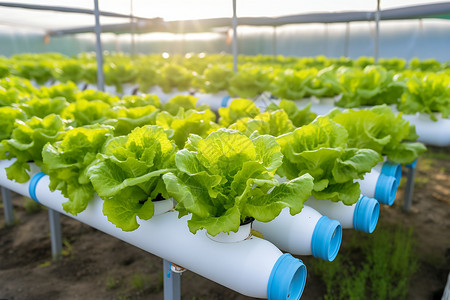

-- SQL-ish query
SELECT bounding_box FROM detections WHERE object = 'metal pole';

[48,208,63,260]
[232,0,238,73]
[93,0,105,91]
[1,187,14,226]
[130,0,136,56]
[403,165,416,212]
[324,23,328,56]
[273,26,277,57]
[163,259,181,300]
[374,0,380,62]
[344,22,350,57]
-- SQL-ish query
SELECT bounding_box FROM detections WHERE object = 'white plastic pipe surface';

[305,195,379,234]
[356,168,380,199]
[402,113,450,146]
[27,174,298,299]
[0,159,40,198]
[305,198,355,229]
[253,206,320,256]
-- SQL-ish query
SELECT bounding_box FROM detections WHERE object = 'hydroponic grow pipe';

[253,205,342,261]
[357,163,399,206]
[305,195,380,234]
[0,161,307,300]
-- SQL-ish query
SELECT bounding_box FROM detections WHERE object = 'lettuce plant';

[328,105,427,164]
[19,97,68,119]
[229,109,295,138]
[228,66,274,98]
[276,116,381,204]
[398,73,450,120]
[42,124,114,215]
[105,105,159,136]
[87,125,177,231]
[0,107,27,141]
[163,129,314,236]
[266,100,317,128]
[1,114,66,182]
[218,98,261,127]
[61,99,112,127]
[156,108,220,148]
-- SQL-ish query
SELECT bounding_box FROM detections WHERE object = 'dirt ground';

[0,146,449,300]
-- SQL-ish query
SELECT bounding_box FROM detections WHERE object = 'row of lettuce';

[0,77,426,235]
[1,53,449,121]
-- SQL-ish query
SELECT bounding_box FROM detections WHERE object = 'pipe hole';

[328,224,342,261]
[287,264,306,300]
[369,202,380,233]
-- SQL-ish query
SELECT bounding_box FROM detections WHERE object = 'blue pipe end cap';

[375,174,397,206]
[221,95,231,107]
[267,253,307,300]
[353,195,380,233]
[311,216,342,262]
[381,161,402,185]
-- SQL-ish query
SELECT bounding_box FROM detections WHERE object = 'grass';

[311,225,418,300]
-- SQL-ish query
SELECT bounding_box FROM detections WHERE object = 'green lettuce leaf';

[276,116,381,204]
[2,114,66,182]
[87,125,177,231]
[42,124,114,215]
[218,98,261,127]
[163,129,314,235]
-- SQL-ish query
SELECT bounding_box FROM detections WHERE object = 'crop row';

[0,53,449,120]
[0,75,426,233]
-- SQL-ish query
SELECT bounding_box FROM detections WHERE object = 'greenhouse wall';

[0,19,449,61]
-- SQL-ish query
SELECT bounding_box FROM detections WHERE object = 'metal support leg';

[93,0,105,91]
[403,165,416,212]
[232,0,238,73]
[48,208,63,260]
[163,259,181,300]
[1,187,14,225]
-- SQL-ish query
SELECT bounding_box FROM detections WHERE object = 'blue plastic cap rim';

[381,161,402,184]
[353,195,380,233]
[29,172,46,203]
[405,159,417,169]
[267,253,307,300]
[221,95,231,107]
[375,174,397,206]
[311,216,342,262]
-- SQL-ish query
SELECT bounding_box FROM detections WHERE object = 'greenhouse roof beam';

[46,2,450,36]
[0,1,152,20]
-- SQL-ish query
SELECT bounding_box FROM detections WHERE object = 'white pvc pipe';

[359,162,398,206]
[305,195,380,234]
[0,159,40,198]
[402,113,450,146]
[146,86,190,103]
[253,206,342,261]
[0,164,307,300]
[195,91,232,111]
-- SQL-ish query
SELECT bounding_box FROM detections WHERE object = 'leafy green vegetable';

[42,124,114,215]
[163,129,314,235]
[229,109,295,137]
[75,89,120,105]
[39,81,79,103]
[201,64,233,93]
[335,66,406,108]
[218,98,260,127]
[329,105,427,164]
[276,116,381,204]
[19,97,68,119]
[266,100,317,128]
[105,105,159,136]
[163,95,199,116]
[228,66,273,98]
[398,73,450,120]
[87,125,177,231]
[0,107,27,141]
[1,114,66,182]
[158,64,193,93]
[156,108,220,148]
[61,99,112,127]
[117,94,161,108]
